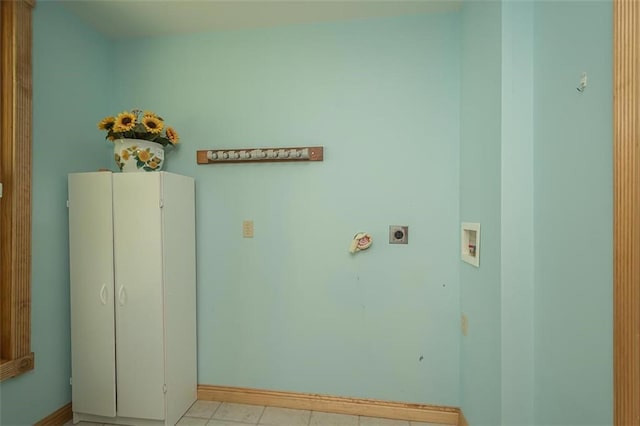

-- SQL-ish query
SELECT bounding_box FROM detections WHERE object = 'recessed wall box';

[461,222,480,267]
[389,225,408,244]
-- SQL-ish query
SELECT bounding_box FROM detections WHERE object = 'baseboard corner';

[34,402,72,426]
[457,408,469,426]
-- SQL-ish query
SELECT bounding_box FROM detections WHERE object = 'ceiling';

[59,0,462,39]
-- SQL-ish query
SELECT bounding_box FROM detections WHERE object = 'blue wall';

[108,13,462,405]
[2,8,463,425]
[459,2,612,425]
[500,2,534,425]
[533,2,613,425]
[0,2,112,425]
[459,2,502,425]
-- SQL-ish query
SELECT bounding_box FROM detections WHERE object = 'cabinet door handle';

[118,286,126,306]
[100,284,108,305]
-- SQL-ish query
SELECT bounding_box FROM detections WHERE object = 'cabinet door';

[113,173,165,420]
[68,172,117,417]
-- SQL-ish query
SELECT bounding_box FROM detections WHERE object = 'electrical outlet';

[242,220,254,238]
[389,225,408,244]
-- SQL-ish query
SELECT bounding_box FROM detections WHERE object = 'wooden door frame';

[613,1,640,425]
[0,0,35,382]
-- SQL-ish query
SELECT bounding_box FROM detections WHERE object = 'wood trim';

[198,384,459,425]
[34,402,72,426]
[196,146,324,165]
[0,352,34,379]
[613,1,640,425]
[0,0,34,382]
[458,410,468,426]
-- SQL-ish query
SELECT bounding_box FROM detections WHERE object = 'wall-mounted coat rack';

[197,146,323,164]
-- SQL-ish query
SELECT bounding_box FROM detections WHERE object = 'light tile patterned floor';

[65,401,445,426]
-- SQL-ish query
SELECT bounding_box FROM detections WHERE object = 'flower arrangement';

[97,109,180,147]
[98,109,180,172]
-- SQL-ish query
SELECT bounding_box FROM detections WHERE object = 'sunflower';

[97,116,115,131]
[147,159,160,169]
[137,149,152,162]
[113,111,136,133]
[121,150,130,161]
[98,109,180,149]
[165,127,180,144]
[142,115,164,134]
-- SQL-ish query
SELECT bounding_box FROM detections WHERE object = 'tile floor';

[64,401,446,426]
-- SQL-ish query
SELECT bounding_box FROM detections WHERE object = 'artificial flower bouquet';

[97,109,180,147]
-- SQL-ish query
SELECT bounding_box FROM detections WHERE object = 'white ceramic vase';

[113,138,165,172]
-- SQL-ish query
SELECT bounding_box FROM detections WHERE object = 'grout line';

[256,405,266,425]
[209,400,222,420]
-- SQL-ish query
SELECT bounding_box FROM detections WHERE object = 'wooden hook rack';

[197,146,323,164]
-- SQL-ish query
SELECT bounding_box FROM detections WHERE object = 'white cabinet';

[68,171,197,426]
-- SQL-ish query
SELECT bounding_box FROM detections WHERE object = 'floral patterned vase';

[114,138,164,172]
